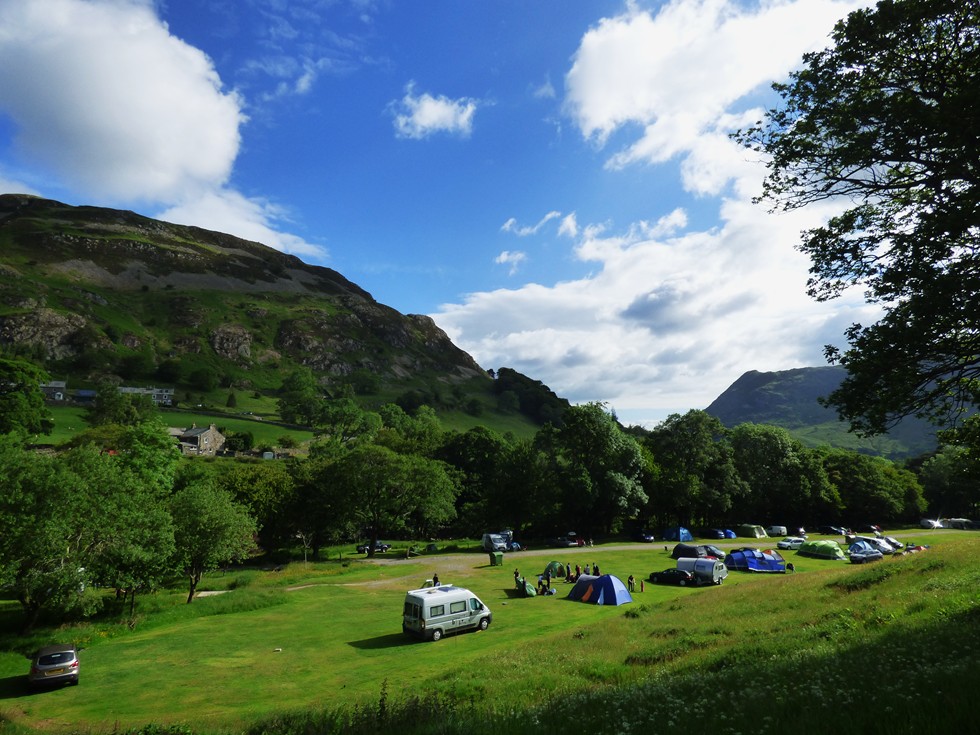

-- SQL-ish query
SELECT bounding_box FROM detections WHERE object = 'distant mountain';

[0,194,557,429]
[705,366,939,459]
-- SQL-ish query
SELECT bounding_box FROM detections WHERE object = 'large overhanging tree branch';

[735,0,980,435]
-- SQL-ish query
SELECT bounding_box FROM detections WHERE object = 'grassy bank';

[0,531,976,734]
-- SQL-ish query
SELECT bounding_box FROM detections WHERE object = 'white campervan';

[402,585,492,642]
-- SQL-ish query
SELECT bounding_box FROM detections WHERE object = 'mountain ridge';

[705,365,939,459]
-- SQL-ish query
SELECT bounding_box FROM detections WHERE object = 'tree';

[0,438,88,632]
[216,460,296,552]
[729,423,840,524]
[552,403,648,534]
[170,471,257,603]
[277,368,324,425]
[737,0,980,434]
[0,358,53,435]
[819,448,926,524]
[644,411,745,527]
[333,444,458,555]
[86,380,157,426]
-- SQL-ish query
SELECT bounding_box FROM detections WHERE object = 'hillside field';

[0,530,977,734]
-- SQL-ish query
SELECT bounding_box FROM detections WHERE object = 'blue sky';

[0,0,878,425]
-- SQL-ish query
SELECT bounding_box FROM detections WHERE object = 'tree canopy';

[0,358,53,436]
[736,0,980,434]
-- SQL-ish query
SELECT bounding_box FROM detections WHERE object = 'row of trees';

[2,353,978,633]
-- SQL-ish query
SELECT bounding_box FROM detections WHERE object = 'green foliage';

[492,367,569,424]
[737,0,980,434]
[553,402,648,534]
[170,469,258,603]
[0,357,52,435]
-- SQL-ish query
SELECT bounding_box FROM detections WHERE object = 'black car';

[700,544,726,559]
[356,541,391,553]
[701,528,726,539]
[816,525,847,536]
[633,530,655,543]
[648,568,695,586]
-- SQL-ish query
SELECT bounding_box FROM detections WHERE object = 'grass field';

[0,530,977,734]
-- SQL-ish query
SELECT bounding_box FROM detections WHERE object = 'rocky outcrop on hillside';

[0,194,487,391]
[0,308,94,360]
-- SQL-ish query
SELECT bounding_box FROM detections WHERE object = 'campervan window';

[469,598,483,611]
[450,601,466,614]
[430,605,445,617]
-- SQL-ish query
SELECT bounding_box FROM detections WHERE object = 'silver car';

[28,644,79,688]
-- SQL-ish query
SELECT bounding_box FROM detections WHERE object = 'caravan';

[402,586,492,642]
[675,558,728,585]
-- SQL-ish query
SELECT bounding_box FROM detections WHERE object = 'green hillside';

[706,366,939,459]
[0,194,561,438]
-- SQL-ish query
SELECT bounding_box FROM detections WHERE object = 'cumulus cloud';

[435,0,879,425]
[495,250,528,275]
[435,201,878,423]
[564,0,868,192]
[0,0,322,261]
[391,82,479,139]
[0,0,245,202]
[156,190,325,259]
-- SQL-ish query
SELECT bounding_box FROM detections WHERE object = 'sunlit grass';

[0,533,977,734]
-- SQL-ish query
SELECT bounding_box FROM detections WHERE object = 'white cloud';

[0,0,323,261]
[564,0,869,192]
[501,211,562,237]
[0,0,245,202]
[434,0,880,426]
[435,201,878,424]
[531,75,557,100]
[391,82,479,139]
[495,250,528,275]
[558,213,579,238]
[156,190,325,259]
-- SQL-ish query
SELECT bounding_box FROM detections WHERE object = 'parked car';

[700,544,726,559]
[633,530,655,543]
[356,541,391,554]
[920,518,943,529]
[28,644,79,688]
[855,536,895,554]
[701,528,726,539]
[816,525,847,536]
[855,523,883,535]
[777,536,806,550]
[849,545,883,564]
[648,568,695,586]
[883,536,906,552]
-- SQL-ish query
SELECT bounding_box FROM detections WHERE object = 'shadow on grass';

[347,633,417,650]
[0,674,38,700]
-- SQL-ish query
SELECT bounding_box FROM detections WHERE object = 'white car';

[920,519,942,528]
[777,536,806,550]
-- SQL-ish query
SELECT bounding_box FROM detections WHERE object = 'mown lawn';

[0,530,976,734]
